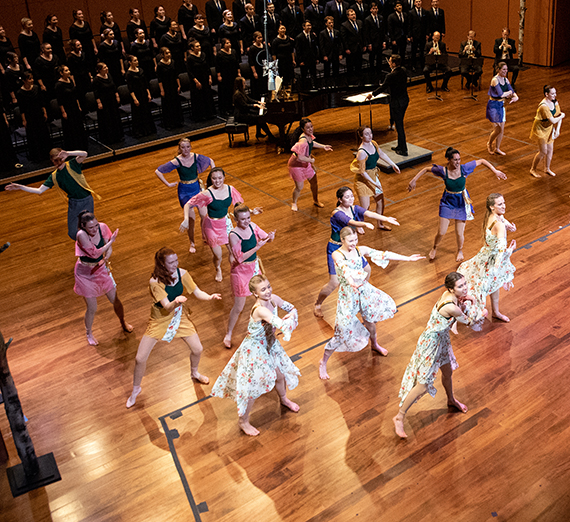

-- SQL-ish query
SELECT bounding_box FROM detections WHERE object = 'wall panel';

[440,0,471,54]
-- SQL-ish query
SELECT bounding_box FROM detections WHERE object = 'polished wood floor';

[1,64,570,522]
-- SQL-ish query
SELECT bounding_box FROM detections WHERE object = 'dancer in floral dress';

[126,247,221,408]
[318,227,424,380]
[393,272,487,439]
[458,193,516,325]
[212,275,301,436]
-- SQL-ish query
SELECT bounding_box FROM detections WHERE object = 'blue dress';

[327,205,369,275]
[431,161,476,221]
[486,79,512,123]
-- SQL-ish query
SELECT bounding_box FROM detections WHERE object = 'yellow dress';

[144,270,198,340]
[530,101,560,144]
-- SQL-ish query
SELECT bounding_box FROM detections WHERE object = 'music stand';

[425,53,447,102]
[460,56,484,101]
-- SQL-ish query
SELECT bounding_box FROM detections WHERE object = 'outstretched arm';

[377,147,400,174]
[474,158,507,180]
[363,210,400,227]
[312,141,333,151]
[5,183,50,195]
[408,167,431,191]
[192,285,222,301]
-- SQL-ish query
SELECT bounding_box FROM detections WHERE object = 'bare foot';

[215,268,223,282]
[318,359,330,380]
[448,398,468,413]
[280,397,300,412]
[223,335,232,349]
[456,250,464,263]
[530,168,542,178]
[546,169,556,177]
[189,243,196,254]
[486,142,495,155]
[291,202,298,212]
[313,200,325,208]
[429,248,437,261]
[313,303,324,318]
[238,419,260,436]
[371,342,388,356]
[393,414,408,438]
[122,323,134,333]
[495,149,506,156]
[192,372,210,385]
[126,386,141,408]
[87,333,99,346]
[492,312,510,323]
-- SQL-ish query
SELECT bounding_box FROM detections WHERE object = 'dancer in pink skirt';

[74,211,133,345]
[288,118,333,211]
[181,168,262,282]
[223,204,275,348]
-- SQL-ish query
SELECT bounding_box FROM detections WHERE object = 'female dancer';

[212,274,300,436]
[353,125,400,230]
[458,193,516,324]
[181,168,261,282]
[74,211,133,345]
[486,62,519,155]
[408,147,507,262]
[319,226,424,380]
[223,204,274,348]
[393,272,486,439]
[288,118,333,211]
[155,138,215,252]
[530,85,565,177]
[313,186,399,318]
[126,247,221,408]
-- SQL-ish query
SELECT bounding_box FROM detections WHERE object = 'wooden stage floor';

[1,64,570,521]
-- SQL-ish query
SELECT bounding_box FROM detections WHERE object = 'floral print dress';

[211,301,301,416]
[325,248,397,353]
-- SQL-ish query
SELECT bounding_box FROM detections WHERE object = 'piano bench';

[225,117,249,147]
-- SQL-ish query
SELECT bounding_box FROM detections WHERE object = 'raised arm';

[408,166,432,191]
[77,227,119,259]
[5,183,50,195]
[474,158,507,180]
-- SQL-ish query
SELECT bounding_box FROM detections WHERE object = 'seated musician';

[494,27,519,88]
[423,31,451,92]
[459,30,482,88]
[232,76,275,140]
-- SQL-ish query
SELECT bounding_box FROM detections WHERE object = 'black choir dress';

[159,32,187,74]
[17,85,52,161]
[271,36,295,83]
[92,75,124,144]
[218,23,241,58]
[247,44,268,99]
[0,37,15,68]
[125,68,156,136]
[99,22,125,51]
[187,26,215,66]
[42,27,66,64]
[55,78,88,150]
[156,59,183,129]
[186,52,214,120]
[67,52,92,105]
[126,20,148,45]
[130,41,156,83]
[0,94,18,171]
[33,55,60,104]
[69,22,97,71]
[17,31,41,68]
[150,17,172,49]
[97,40,125,86]
[3,67,24,103]
[215,49,239,115]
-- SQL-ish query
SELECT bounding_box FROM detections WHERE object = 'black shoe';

[391,146,398,151]
[442,86,450,92]
[426,86,433,93]
[394,149,408,156]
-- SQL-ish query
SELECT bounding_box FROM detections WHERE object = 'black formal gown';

[150,17,172,49]
[125,69,156,136]
[0,37,15,68]
[130,41,156,83]
[17,32,41,68]
[42,27,66,64]
[0,98,18,171]
[271,36,295,83]
[98,40,125,86]
[126,20,148,45]
[218,23,241,58]
[33,55,60,104]
[67,52,92,107]
[247,44,268,99]
[215,49,239,115]
[69,23,97,72]
[55,79,88,150]
[99,23,125,50]
[93,75,124,144]
[187,26,215,66]
[186,52,214,120]
[17,85,52,161]
[156,60,183,129]
[159,32,187,74]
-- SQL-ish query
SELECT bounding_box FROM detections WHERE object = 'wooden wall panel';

[552,0,570,65]
[471,0,510,62]
[439,0,471,54]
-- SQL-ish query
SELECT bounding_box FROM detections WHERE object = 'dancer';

[126,247,221,408]
[74,211,133,345]
[486,62,519,156]
[314,186,400,318]
[212,274,300,436]
[181,167,262,282]
[352,125,400,230]
[458,193,516,324]
[393,272,487,439]
[408,147,507,262]
[6,149,99,240]
[155,138,215,252]
[530,85,565,178]
[319,226,424,380]
[288,118,333,211]
[223,204,274,348]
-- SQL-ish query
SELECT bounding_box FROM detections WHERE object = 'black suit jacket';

[408,7,428,40]
[239,15,262,49]
[350,2,370,22]
[319,27,341,58]
[304,4,326,34]
[341,19,364,52]
[232,0,248,23]
[427,7,445,36]
[363,15,384,48]
[265,13,281,43]
[324,1,350,29]
[459,39,482,58]
[281,5,304,38]
[494,37,516,60]
[387,11,408,41]
[206,0,227,34]
[372,65,408,101]
[295,31,320,63]
[424,39,447,56]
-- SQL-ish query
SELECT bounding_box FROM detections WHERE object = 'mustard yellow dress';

[530,101,560,144]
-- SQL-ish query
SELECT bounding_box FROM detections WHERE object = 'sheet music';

[344,92,389,103]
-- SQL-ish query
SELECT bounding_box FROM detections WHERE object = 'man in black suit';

[305,0,326,35]
[319,15,342,86]
[324,0,349,29]
[265,3,281,43]
[423,31,450,92]
[459,30,482,88]
[387,1,408,64]
[367,53,409,155]
[281,0,304,38]
[494,27,519,86]
[350,0,369,22]
[295,20,320,88]
[426,0,444,38]
[206,0,227,41]
[233,0,248,24]
[408,0,427,71]
[341,8,365,81]
[364,2,385,77]
[240,3,262,51]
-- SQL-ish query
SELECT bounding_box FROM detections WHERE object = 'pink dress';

[188,186,244,247]
[73,223,116,298]
[229,223,268,297]
[288,135,316,182]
